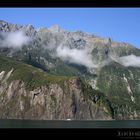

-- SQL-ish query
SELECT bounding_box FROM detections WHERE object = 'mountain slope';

[0,20,140,120]
[97,62,140,119]
[0,55,112,120]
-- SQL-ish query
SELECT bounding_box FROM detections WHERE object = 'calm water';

[0,120,140,128]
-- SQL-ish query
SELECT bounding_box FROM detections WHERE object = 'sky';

[0,8,140,48]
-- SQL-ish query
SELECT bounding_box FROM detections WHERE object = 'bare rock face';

[0,69,111,120]
[0,20,22,32]
[48,25,64,33]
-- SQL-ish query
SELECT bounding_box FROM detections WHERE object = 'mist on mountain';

[0,31,31,49]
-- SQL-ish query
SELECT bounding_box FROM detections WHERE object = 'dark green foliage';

[49,63,79,76]
[0,55,74,90]
[78,77,114,117]
[97,61,140,119]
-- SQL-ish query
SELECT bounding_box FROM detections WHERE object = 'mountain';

[0,55,112,119]
[0,20,140,120]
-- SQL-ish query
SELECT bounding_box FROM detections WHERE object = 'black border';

[1,0,140,139]
[1,128,140,139]
[0,0,140,7]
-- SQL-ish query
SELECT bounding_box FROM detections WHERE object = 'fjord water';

[0,120,140,128]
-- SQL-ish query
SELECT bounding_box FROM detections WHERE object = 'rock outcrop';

[0,60,112,120]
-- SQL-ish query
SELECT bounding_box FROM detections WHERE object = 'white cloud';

[55,45,140,71]
[0,31,31,48]
[56,45,98,69]
[117,54,140,67]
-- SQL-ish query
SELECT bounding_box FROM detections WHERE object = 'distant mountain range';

[0,20,140,120]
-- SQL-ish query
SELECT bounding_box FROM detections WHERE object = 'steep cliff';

[0,55,112,120]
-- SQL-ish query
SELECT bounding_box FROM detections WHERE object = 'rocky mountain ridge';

[0,20,140,120]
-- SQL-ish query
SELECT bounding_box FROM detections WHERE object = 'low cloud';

[2,31,139,70]
[56,45,98,69]
[117,54,140,67]
[55,45,140,71]
[0,31,31,48]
